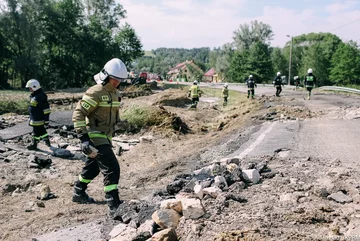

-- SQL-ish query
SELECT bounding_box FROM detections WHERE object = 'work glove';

[79,133,92,156]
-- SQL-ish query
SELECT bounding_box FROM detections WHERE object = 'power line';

[328,17,360,32]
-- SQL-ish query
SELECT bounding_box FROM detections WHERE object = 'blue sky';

[120,0,360,49]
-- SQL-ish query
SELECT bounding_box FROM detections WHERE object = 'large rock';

[160,199,183,214]
[0,141,6,153]
[139,135,154,143]
[229,182,246,192]
[180,198,205,219]
[203,186,222,198]
[194,163,224,176]
[219,157,240,166]
[151,209,181,229]
[193,184,204,199]
[242,169,261,184]
[137,219,154,235]
[109,223,137,240]
[166,180,186,195]
[214,176,228,190]
[152,228,178,241]
[51,147,74,158]
[328,191,353,204]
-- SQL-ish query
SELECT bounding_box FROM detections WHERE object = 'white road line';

[236,122,277,159]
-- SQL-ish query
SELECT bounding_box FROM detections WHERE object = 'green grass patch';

[0,100,29,115]
[121,104,165,130]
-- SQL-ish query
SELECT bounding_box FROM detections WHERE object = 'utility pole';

[287,35,293,86]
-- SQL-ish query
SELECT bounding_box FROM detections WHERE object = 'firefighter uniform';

[274,76,283,97]
[304,73,316,100]
[222,85,229,106]
[27,86,51,150]
[245,77,257,99]
[72,82,122,207]
[188,83,202,108]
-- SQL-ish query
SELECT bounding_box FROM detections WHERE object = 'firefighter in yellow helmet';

[72,58,126,215]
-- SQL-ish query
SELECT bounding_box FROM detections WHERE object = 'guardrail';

[318,86,360,95]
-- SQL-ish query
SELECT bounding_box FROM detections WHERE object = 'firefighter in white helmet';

[25,79,51,150]
[188,80,203,109]
[222,83,229,106]
[245,75,257,99]
[304,68,316,100]
[72,58,127,215]
[273,71,284,97]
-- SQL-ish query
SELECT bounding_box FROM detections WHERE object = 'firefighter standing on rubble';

[72,58,126,215]
[25,79,51,150]
[304,68,316,100]
[188,80,203,108]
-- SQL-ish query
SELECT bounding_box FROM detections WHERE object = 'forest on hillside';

[1,0,359,89]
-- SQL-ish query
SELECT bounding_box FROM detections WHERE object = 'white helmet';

[94,58,128,84]
[193,80,198,85]
[249,75,253,78]
[25,79,41,91]
[294,76,299,80]
[307,68,313,74]
[277,72,281,76]
[224,83,228,87]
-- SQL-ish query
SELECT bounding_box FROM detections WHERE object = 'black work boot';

[43,137,51,147]
[27,139,38,150]
[105,190,122,216]
[72,181,95,204]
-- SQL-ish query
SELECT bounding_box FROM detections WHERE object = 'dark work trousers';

[191,97,199,107]
[33,125,48,140]
[223,97,228,103]
[276,86,282,96]
[247,89,255,98]
[306,87,313,96]
[80,144,120,191]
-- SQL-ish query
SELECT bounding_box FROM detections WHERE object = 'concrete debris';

[180,198,205,220]
[28,154,52,169]
[214,176,228,190]
[160,199,183,214]
[226,163,238,172]
[203,186,222,198]
[151,228,178,241]
[242,169,261,184]
[139,135,154,143]
[219,157,240,166]
[229,182,246,192]
[109,223,137,240]
[193,185,204,199]
[328,191,353,204]
[51,147,74,158]
[151,209,181,229]
[38,185,56,200]
[0,141,6,153]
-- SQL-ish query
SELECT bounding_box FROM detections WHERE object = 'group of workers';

[24,56,317,217]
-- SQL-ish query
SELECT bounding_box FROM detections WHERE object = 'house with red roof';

[167,60,203,82]
[203,67,220,83]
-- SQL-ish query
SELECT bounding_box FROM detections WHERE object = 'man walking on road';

[25,79,51,150]
[72,58,126,215]
[273,72,284,97]
[245,75,257,99]
[304,68,316,100]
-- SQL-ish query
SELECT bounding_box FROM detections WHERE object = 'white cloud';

[325,0,358,13]
[118,0,360,50]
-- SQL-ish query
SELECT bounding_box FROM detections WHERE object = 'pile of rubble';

[106,157,274,241]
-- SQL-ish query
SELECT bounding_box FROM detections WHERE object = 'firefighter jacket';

[188,85,202,98]
[273,76,283,87]
[72,82,121,146]
[222,87,229,97]
[245,78,257,89]
[28,88,51,126]
[304,74,316,87]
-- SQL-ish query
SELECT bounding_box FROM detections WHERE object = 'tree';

[228,50,250,83]
[330,41,360,85]
[233,20,274,51]
[114,23,143,67]
[271,47,288,77]
[247,42,273,83]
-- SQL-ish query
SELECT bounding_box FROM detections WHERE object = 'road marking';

[236,122,277,159]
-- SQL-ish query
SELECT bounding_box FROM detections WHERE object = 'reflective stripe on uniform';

[33,136,41,140]
[98,101,121,107]
[74,121,86,128]
[43,108,51,114]
[30,98,38,107]
[79,175,92,184]
[82,95,98,107]
[104,184,118,192]
[88,132,112,141]
[30,120,45,126]
[40,133,48,139]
